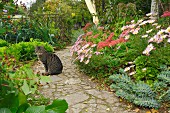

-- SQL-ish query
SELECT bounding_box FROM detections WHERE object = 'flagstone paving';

[32,46,147,113]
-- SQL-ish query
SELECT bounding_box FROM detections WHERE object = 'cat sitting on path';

[35,46,63,75]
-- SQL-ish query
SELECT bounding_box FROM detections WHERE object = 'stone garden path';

[32,46,146,113]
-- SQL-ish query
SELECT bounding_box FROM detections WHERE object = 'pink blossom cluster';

[142,26,170,55]
[148,27,170,43]
[70,34,84,56]
[120,13,170,56]
[142,43,156,56]
[161,11,170,17]
[70,34,103,64]
[97,33,127,49]
[82,23,92,31]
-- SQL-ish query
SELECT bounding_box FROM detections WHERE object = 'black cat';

[35,46,63,75]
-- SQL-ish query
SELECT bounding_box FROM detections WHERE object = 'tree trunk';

[85,0,99,25]
[151,0,159,19]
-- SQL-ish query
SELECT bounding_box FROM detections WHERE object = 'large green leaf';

[17,103,30,113]
[0,93,19,113]
[25,106,46,113]
[18,92,27,106]
[21,80,30,95]
[0,108,12,113]
[45,99,68,113]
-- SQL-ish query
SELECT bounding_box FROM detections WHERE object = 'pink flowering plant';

[71,13,170,82]
[119,13,170,83]
[71,23,129,77]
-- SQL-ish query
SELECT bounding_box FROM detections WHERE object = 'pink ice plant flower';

[143,43,155,56]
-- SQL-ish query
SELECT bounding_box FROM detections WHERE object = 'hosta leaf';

[25,106,46,113]
[46,99,68,113]
[18,92,27,106]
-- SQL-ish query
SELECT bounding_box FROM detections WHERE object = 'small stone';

[50,84,56,89]
[106,108,110,111]
[43,85,49,89]
[64,78,81,85]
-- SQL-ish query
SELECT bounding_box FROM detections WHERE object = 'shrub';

[71,14,170,84]
[4,40,53,61]
[0,39,8,47]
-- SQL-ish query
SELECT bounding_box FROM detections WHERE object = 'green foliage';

[0,94,68,113]
[134,43,170,84]
[109,67,170,109]
[0,41,68,112]
[5,40,53,61]
[0,39,8,47]
[24,99,68,113]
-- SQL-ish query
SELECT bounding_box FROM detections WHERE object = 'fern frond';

[134,97,160,109]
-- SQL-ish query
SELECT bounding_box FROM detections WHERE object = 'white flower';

[91,44,97,47]
[168,38,170,43]
[124,67,131,72]
[152,23,158,26]
[131,20,135,23]
[147,20,155,24]
[129,71,136,75]
[132,27,140,34]
[121,26,128,31]
[165,26,170,33]
[160,35,168,39]
[129,24,136,29]
[156,25,161,29]
[146,29,153,33]
[148,37,154,43]
[130,65,135,68]
[125,35,130,40]
[157,29,165,35]
[128,62,134,64]
[146,13,152,16]
[142,34,148,38]
[137,19,143,24]
[82,44,90,50]
[139,21,147,26]
[79,55,85,62]
[142,43,155,56]
[142,68,147,72]
[85,59,90,64]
